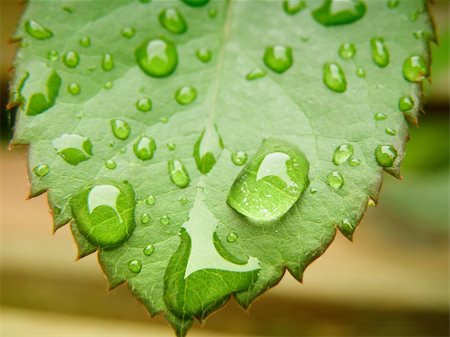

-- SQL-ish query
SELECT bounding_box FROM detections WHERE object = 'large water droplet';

[402,55,429,82]
[193,127,223,174]
[327,171,344,189]
[338,42,356,60]
[312,0,366,26]
[102,53,114,71]
[53,133,93,165]
[175,85,197,105]
[24,20,53,40]
[398,95,414,112]
[227,138,309,222]
[196,48,212,63]
[159,8,188,34]
[231,151,248,166]
[111,119,131,140]
[333,144,353,165]
[370,37,390,67]
[263,45,293,73]
[133,136,156,161]
[63,51,80,68]
[136,97,152,112]
[323,62,347,93]
[33,164,49,177]
[283,0,307,15]
[182,0,209,6]
[246,68,267,81]
[128,259,142,273]
[135,37,178,78]
[375,144,397,167]
[70,180,136,248]
[168,159,190,188]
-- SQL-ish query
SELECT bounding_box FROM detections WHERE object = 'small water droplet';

[246,68,267,81]
[160,215,170,225]
[146,195,156,205]
[310,188,317,194]
[338,42,356,60]
[111,119,131,140]
[409,9,420,22]
[283,0,307,15]
[128,259,142,273]
[48,50,59,61]
[385,128,396,136]
[136,97,152,112]
[227,138,309,222]
[375,144,397,167]
[179,196,188,204]
[105,159,117,169]
[53,133,93,165]
[370,37,390,67]
[175,85,197,105]
[25,20,53,40]
[356,66,366,78]
[121,27,136,38]
[102,53,114,71]
[349,158,361,166]
[68,83,81,95]
[79,37,91,48]
[141,213,150,224]
[168,159,190,188]
[327,171,344,189]
[135,37,178,78]
[333,144,353,165]
[160,117,169,123]
[323,62,347,93]
[402,55,428,82]
[33,164,49,177]
[143,244,155,256]
[227,232,238,243]
[231,151,248,166]
[104,81,113,89]
[63,51,80,68]
[133,136,156,161]
[374,112,387,120]
[194,127,223,174]
[387,0,399,9]
[196,48,212,63]
[62,6,73,13]
[312,0,366,26]
[367,198,376,207]
[263,45,293,73]
[182,0,209,6]
[159,8,188,34]
[398,95,414,112]
[340,219,353,236]
[208,8,217,18]
[413,30,429,40]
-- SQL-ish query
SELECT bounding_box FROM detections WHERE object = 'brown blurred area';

[0,1,448,336]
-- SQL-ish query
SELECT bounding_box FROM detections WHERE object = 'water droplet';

[168,159,190,188]
[133,136,156,161]
[135,37,178,78]
[160,117,169,123]
[79,37,91,48]
[179,196,188,204]
[48,50,59,61]
[121,27,136,38]
[24,20,53,40]
[402,55,428,82]
[62,6,74,13]
[167,142,176,151]
[375,144,397,167]
[338,42,356,60]
[227,138,309,222]
[182,0,209,6]
[159,8,188,35]
[409,9,420,22]
[323,62,347,93]
[70,180,136,248]
[196,48,212,63]
[283,0,307,15]
[327,171,344,189]
[387,0,399,9]
[367,198,376,207]
[340,219,353,236]
[143,244,155,256]
[33,164,49,177]
[349,158,361,166]
[310,188,317,194]
[413,30,430,40]
[385,128,396,136]
[246,68,267,81]
[68,83,81,95]
[374,112,387,120]
[398,95,414,112]
[208,8,217,18]
[370,37,390,67]
[160,215,170,225]
[104,81,113,89]
[63,51,80,68]
[312,0,366,26]
[111,119,131,140]
[356,66,366,78]
[231,151,248,166]
[227,232,238,243]
[102,53,114,71]
[146,195,156,205]
[141,213,150,224]
[333,144,353,165]
[105,159,117,169]
[263,45,293,73]
[193,127,223,174]
[136,97,152,112]
[53,133,93,165]
[175,85,197,105]
[128,260,142,273]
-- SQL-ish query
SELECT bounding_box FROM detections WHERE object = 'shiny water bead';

[159,8,188,34]
[263,45,293,73]
[231,151,248,166]
[310,188,318,194]
[374,112,387,121]
[338,42,356,60]
[227,138,309,222]
[121,27,136,38]
[333,144,353,165]
[312,0,366,26]
[194,127,223,174]
[168,160,190,188]
[208,8,217,18]
[32,164,49,177]
[160,117,169,123]
[246,68,267,81]
[323,62,347,93]
[375,145,397,167]
[141,213,150,224]
[402,55,429,82]
[409,9,420,22]
[227,232,238,243]
[68,83,81,95]
[370,37,389,67]
[387,0,399,9]
[327,171,344,189]
[70,180,136,248]
[133,136,156,161]
[63,51,80,68]
[182,0,209,6]
[48,50,59,61]
[160,215,170,225]
[175,85,197,105]
[143,244,155,256]
[349,158,361,166]
[136,97,152,112]
[413,30,430,40]
[105,159,117,169]
[135,37,178,78]
[128,260,142,273]
[102,53,114,71]
[167,142,176,151]
[339,219,354,237]
[196,48,212,63]
[24,20,53,39]
[52,133,93,165]
[146,195,156,205]
[111,119,131,140]
[398,95,414,112]
[283,0,307,15]
[79,37,91,48]
[385,128,396,136]
[356,66,366,78]
[104,81,113,89]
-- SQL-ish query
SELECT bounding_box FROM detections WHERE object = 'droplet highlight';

[136,97,152,112]
[231,151,248,166]
[102,53,114,71]
[128,260,142,273]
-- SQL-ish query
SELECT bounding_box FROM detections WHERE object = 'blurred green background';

[0,1,448,336]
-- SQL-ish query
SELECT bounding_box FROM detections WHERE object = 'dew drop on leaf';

[323,62,347,93]
[102,53,114,71]
[312,0,366,26]
[355,66,366,78]
[135,37,178,78]
[231,151,248,166]
[159,8,188,35]
[104,81,113,90]
[133,136,156,161]
[175,85,197,105]
[193,127,223,174]
[402,55,429,82]
[168,160,190,188]
[32,164,49,177]
[105,159,117,169]
[310,188,318,194]
[227,232,238,243]
[208,8,217,18]
[48,50,59,61]
[398,95,414,112]
[24,20,53,39]
[374,112,387,120]
[167,142,176,151]
[63,51,80,68]
[141,213,150,224]
[146,195,156,205]
[227,138,309,222]
[111,119,131,140]
[196,48,212,63]
[79,36,91,48]
[182,0,209,7]
[136,97,152,112]
[246,68,266,81]
[52,133,93,165]
[143,244,155,256]
[160,215,171,225]
[338,42,356,60]
[128,260,142,273]
[349,158,361,166]
[387,0,399,9]
[370,37,390,67]
[121,27,136,38]
[375,144,397,167]
[340,219,353,236]
[333,144,353,165]
[282,0,307,15]
[68,83,81,95]
[385,127,396,136]
[263,45,293,74]
[327,171,344,189]
[70,180,136,248]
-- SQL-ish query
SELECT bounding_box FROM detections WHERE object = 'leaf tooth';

[165,311,193,337]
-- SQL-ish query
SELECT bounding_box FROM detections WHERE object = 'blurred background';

[0,1,448,336]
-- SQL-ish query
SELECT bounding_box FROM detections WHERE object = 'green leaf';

[11,0,432,335]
